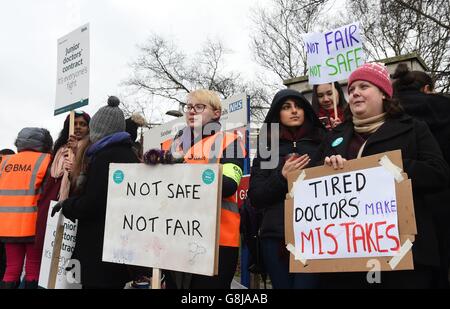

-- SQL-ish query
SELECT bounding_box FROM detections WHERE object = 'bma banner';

[55,24,90,115]
[285,150,416,273]
[38,201,81,289]
[103,164,222,276]
[304,22,365,85]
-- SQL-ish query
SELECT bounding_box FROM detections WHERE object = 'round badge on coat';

[332,137,344,148]
[202,169,215,185]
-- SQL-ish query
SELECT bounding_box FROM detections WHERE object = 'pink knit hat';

[348,62,393,98]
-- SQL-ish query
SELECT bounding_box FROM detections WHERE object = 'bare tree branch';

[392,0,450,30]
[123,33,270,121]
[250,0,328,83]
[347,0,450,92]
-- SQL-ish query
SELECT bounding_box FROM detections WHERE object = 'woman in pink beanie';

[313,62,449,288]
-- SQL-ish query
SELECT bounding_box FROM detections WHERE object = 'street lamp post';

[165,102,185,118]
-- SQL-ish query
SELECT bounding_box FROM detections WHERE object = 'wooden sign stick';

[332,82,338,120]
[152,268,161,289]
[48,110,75,289]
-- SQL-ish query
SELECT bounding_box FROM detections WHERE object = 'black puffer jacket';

[248,89,326,239]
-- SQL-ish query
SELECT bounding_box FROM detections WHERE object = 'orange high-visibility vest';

[183,131,246,247]
[0,151,51,238]
[161,139,173,152]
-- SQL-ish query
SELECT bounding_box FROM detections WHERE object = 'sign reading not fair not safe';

[103,164,221,276]
[304,22,365,85]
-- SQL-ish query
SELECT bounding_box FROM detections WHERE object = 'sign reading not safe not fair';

[103,163,221,276]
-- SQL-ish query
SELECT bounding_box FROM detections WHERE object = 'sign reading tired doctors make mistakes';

[103,164,222,276]
[293,167,400,259]
[304,22,365,85]
[55,24,89,115]
[286,150,417,273]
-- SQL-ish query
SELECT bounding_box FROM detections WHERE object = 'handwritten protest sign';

[55,24,90,115]
[286,150,416,272]
[304,22,365,85]
[293,167,400,259]
[102,164,222,276]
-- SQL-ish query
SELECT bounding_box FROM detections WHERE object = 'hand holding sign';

[282,154,310,179]
[324,155,347,170]
[329,117,342,128]
[51,202,62,217]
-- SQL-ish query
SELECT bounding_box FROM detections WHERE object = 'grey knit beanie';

[89,96,125,144]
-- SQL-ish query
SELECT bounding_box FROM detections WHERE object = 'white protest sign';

[143,93,249,151]
[55,24,90,115]
[304,22,365,85]
[38,201,81,289]
[103,164,221,276]
[293,166,400,260]
[219,93,249,128]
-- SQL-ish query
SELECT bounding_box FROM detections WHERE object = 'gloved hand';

[144,149,182,165]
[51,201,63,217]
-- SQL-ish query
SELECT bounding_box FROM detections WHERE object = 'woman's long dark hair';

[52,114,90,158]
[392,63,434,93]
[52,116,71,158]
[311,81,348,114]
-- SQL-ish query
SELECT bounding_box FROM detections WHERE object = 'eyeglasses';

[183,104,207,113]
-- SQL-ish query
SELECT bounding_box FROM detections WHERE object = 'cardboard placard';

[285,150,416,272]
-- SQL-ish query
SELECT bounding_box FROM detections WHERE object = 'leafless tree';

[348,0,450,92]
[392,0,450,31]
[251,0,328,82]
[123,33,271,122]
[250,0,449,92]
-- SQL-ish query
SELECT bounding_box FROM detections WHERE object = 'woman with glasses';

[165,89,245,289]
[33,111,90,288]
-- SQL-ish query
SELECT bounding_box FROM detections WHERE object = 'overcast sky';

[0,0,262,150]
